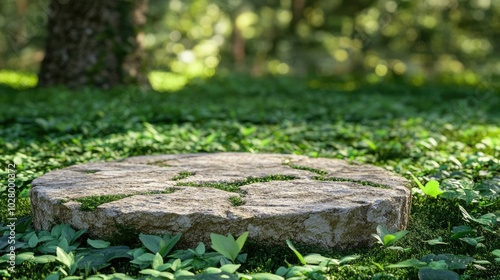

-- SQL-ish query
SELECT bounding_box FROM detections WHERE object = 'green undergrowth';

[0,75,499,279]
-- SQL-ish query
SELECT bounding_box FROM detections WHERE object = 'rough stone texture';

[31,153,411,249]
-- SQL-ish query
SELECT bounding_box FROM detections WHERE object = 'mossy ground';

[0,75,499,278]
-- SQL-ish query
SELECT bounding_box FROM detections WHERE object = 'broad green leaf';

[60,276,82,280]
[422,180,444,198]
[427,260,448,270]
[459,236,484,247]
[204,267,222,274]
[174,270,195,277]
[339,255,360,264]
[58,238,69,253]
[410,174,443,198]
[383,234,396,245]
[152,253,163,270]
[140,269,174,279]
[459,206,497,228]
[420,254,473,270]
[15,252,34,265]
[285,240,306,265]
[235,231,249,250]
[45,272,60,280]
[376,225,390,239]
[275,267,290,276]
[28,234,38,248]
[473,259,491,265]
[371,233,384,245]
[450,225,475,240]
[220,264,241,274]
[133,253,155,262]
[139,234,163,254]
[56,246,73,269]
[211,233,239,262]
[386,259,427,268]
[246,273,285,280]
[171,258,182,271]
[303,253,331,265]
[391,230,408,243]
[425,237,448,245]
[195,242,206,255]
[417,268,459,280]
[492,249,500,258]
[159,233,182,257]
[87,239,110,249]
[156,263,173,272]
[32,255,57,264]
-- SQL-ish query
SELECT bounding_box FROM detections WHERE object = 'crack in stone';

[312,176,390,189]
[171,171,196,181]
[286,163,390,189]
[286,164,328,175]
[175,174,298,194]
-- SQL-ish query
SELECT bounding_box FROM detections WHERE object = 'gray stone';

[31,153,411,249]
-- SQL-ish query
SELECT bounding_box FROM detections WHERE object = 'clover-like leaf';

[410,173,443,198]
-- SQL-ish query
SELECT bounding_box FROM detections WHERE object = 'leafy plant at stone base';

[371,225,409,251]
[129,233,182,269]
[384,204,499,280]
[169,242,226,271]
[264,240,360,280]
[139,253,194,279]
[210,232,249,264]
[385,253,491,280]
[409,173,444,199]
[44,247,86,280]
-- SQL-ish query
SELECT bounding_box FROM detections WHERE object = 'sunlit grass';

[0,69,38,89]
[0,70,191,92]
[148,71,189,91]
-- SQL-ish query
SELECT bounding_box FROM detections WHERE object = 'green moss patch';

[287,164,328,175]
[146,160,171,167]
[176,174,297,193]
[228,196,245,206]
[74,187,179,211]
[313,176,390,189]
[76,194,131,211]
[172,171,196,181]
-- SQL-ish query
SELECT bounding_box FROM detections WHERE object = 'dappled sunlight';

[147,71,189,92]
[0,70,37,89]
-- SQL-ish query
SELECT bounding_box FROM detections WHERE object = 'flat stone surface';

[31,153,411,249]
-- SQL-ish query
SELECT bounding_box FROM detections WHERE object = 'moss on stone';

[172,171,196,181]
[176,174,297,193]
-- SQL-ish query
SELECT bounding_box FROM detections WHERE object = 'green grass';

[0,75,499,279]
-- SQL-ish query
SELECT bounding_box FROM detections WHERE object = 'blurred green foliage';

[1,0,499,82]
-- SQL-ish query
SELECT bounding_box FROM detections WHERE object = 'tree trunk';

[38,0,150,89]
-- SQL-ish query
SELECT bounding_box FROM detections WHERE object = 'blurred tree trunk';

[38,0,150,89]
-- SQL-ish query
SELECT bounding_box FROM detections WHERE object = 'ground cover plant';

[0,75,499,279]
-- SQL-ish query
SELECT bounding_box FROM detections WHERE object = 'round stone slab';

[31,153,411,249]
